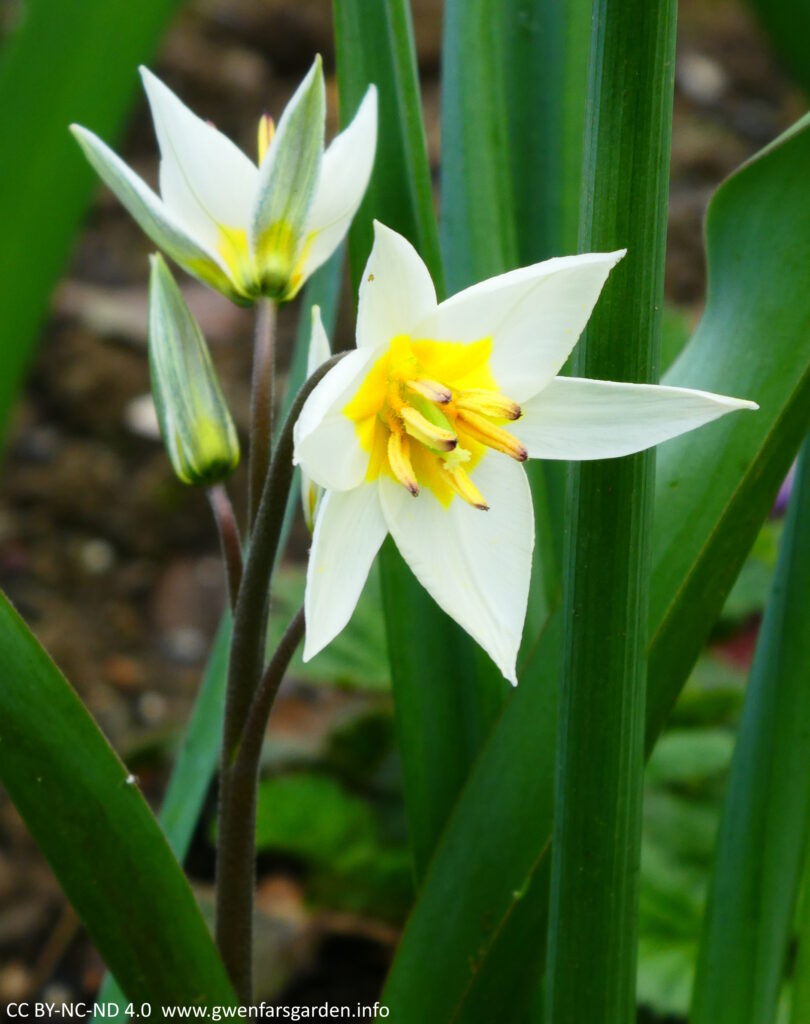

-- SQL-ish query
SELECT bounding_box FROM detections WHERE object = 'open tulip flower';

[294,223,757,684]
[71,58,377,304]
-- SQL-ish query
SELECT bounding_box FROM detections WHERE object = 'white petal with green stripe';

[70,125,244,303]
[250,55,326,299]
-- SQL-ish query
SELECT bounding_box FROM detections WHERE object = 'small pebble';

[0,961,31,1002]
[124,393,161,441]
[79,538,116,575]
[677,51,728,105]
[103,654,144,691]
[138,690,168,725]
[41,982,73,1006]
[163,625,207,665]
[12,425,61,465]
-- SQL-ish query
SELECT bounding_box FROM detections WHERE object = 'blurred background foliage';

[0,0,808,1016]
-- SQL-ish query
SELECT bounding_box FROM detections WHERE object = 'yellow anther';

[388,430,419,496]
[406,378,452,404]
[456,388,521,421]
[257,114,276,164]
[456,409,528,462]
[400,405,457,452]
[443,463,489,511]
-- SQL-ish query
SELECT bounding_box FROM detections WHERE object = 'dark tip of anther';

[516,447,528,462]
[476,503,490,512]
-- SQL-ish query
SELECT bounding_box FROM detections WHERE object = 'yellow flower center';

[344,334,526,509]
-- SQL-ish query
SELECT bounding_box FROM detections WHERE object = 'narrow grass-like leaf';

[441,0,517,292]
[691,439,810,1024]
[332,0,443,291]
[503,0,592,264]
[383,111,810,1023]
[546,4,677,1019]
[0,0,181,442]
[0,591,234,1006]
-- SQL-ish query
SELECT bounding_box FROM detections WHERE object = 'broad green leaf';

[0,0,181,443]
[692,440,810,1024]
[383,112,810,1023]
[333,0,514,880]
[0,591,234,1006]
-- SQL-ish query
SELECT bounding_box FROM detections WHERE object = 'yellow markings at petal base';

[343,333,525,509]
[215,226,258,300]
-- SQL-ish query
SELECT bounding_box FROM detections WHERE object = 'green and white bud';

[148,254,240,486]
[301,305,331,531]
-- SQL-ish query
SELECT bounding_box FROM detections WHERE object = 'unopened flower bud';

[148,254,240,486]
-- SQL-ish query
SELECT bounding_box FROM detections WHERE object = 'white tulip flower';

[294,223,757,683]
[71,58,377,304]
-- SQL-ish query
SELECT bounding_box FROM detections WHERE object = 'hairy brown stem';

[215,352,346,1002]
[247,298,276,532]
[207,484,243,610]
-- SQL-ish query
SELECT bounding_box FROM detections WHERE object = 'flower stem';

[215,353,346,1002]
[213,609,305,1005]
[248,298,277,532]
[207,484,243,611]
[235,606,306,783]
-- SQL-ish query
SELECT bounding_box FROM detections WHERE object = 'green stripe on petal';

[70,125,247,304]
[148,254,240,486]
[250,56,326,300]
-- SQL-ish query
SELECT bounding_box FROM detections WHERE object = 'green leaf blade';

[0,591,235,1007]
[691,437,810,1023]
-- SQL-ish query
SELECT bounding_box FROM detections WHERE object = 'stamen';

[400,405,457,452]
[443,463,489,511]
[456,388,521,421]
[456,409,528,461]
[257,114,276,164]
[406,378,452,404]
[388,430,419,496]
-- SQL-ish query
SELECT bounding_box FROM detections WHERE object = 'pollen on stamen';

[388,430,420,496]
[443,463,489,511]
[456,388,522,421]
[400,405,457,452]
[406,378,452,404]
[456,409,528,462]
